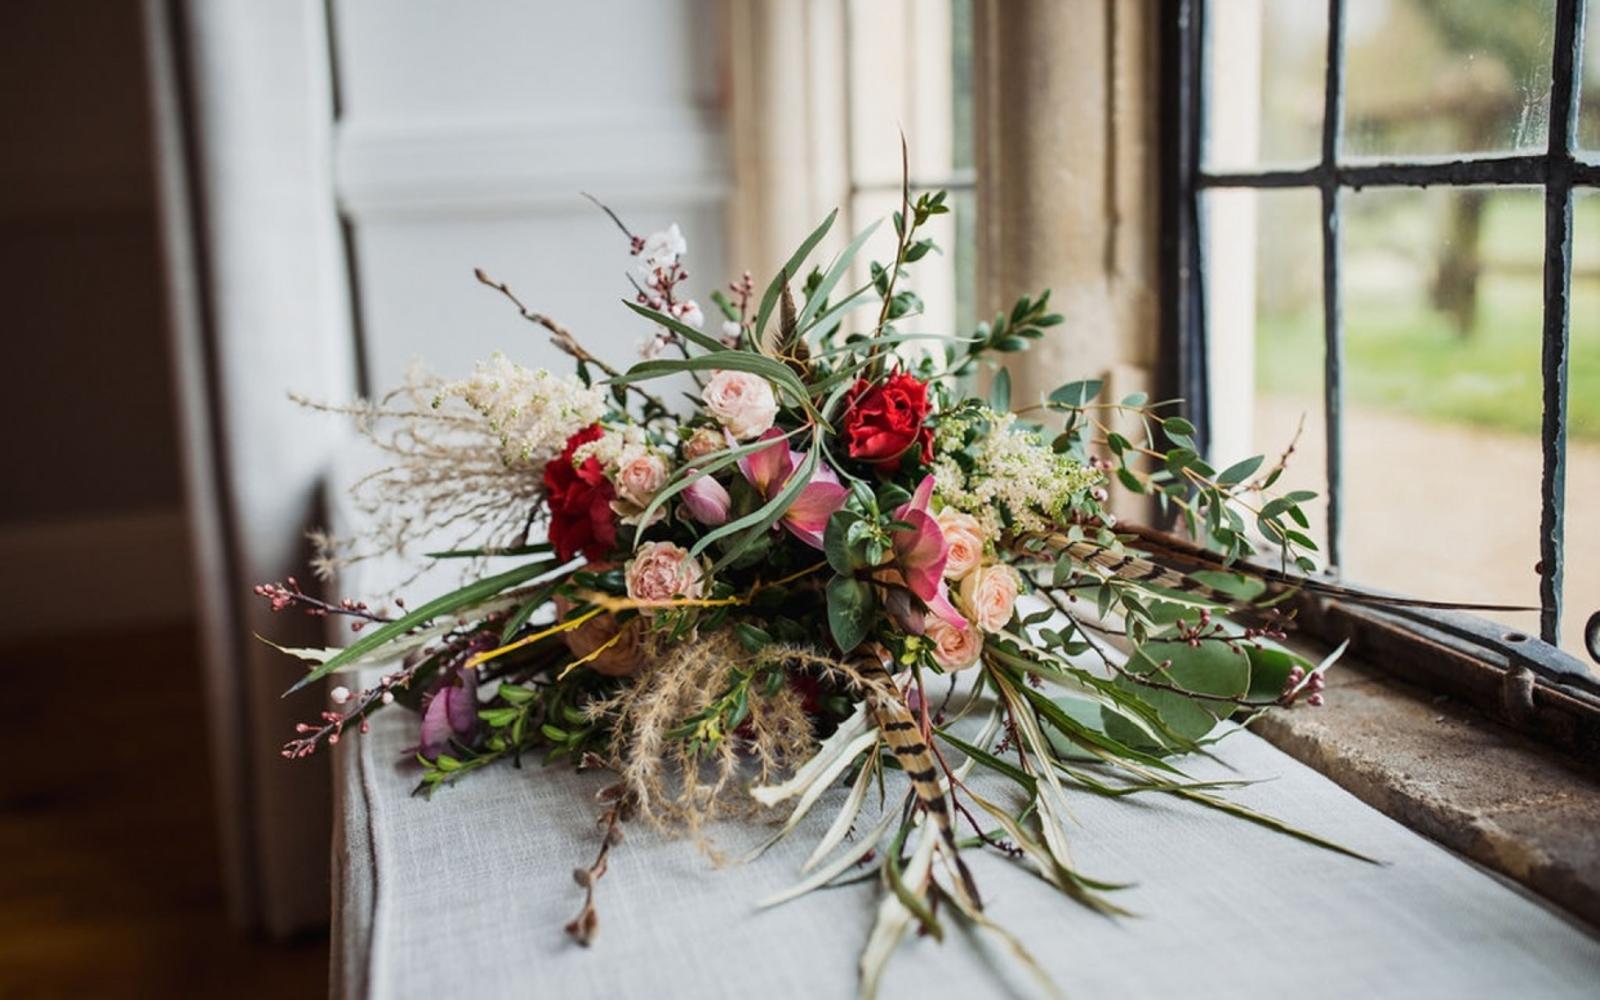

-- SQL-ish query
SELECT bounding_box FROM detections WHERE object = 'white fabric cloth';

[333,685,1600,1000]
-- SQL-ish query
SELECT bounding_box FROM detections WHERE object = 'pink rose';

[935,508,985,580]
[681,426,725,461]
[680,472,732,525]
[958,564,1020,633]
[624,540,705,613]
[616,450,669,507]
[925,615,983,671]
[702,370,778,440]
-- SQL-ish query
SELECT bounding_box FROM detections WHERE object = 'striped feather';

[1049,535,1233,603]
[854,643,982,906]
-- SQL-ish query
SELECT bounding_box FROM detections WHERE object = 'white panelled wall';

[331,0,732,389]
[155,0,741,934]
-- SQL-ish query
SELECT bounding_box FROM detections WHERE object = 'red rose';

[543,424,617,562]
[842,373,934,472]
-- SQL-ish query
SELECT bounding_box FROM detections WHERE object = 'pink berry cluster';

[1280,664,1326,708]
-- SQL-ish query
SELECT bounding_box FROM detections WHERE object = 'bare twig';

[581,191,636,242]
[474,268,670,414]
[565,783,634,947]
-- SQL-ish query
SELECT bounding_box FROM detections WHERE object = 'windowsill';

[1251,650,1600,929]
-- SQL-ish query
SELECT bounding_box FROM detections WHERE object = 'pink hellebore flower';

[737,429,848,549]
[888,476,968,632]
[419,667,478,761]
[680,471,732,526]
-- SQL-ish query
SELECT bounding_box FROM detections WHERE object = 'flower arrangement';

[261,178,1452,996]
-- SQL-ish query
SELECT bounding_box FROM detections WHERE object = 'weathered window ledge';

[1252,654,1600,928]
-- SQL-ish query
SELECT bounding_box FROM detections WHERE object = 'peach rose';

[616,450,669,508]
[681,426,725,461]
[958,563,1020,633]
[701,370,778,440]
[935,508,985,580]
[624,540,705,613]
[925,614,982,671]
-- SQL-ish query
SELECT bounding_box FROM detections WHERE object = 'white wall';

[332,0,732,389]
[150,0,739,933]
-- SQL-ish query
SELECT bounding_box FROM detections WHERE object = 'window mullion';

[1320,0,1348,573]
[1537,0,1585,646]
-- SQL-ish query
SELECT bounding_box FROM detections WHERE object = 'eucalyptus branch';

[1033,590,1283,710]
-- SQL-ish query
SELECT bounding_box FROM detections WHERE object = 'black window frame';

[1161,0,1600,754]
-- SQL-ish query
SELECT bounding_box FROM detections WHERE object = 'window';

[840,0,976,338]
[1162,1,1600,690]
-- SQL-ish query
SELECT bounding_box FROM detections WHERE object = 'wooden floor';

[0,623,327,998]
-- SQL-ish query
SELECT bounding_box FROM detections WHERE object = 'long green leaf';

[621,300,727,354]
[694,443,820,568]
[755,208,838,344]
[935,728,1036,790]
[285,558,556,694]
[499,582,559,643]
[1012,671,1186,775]
[808,329,983,361]
[425,542,552,560]
[796,219,881,332]
[610,352,820,423]
[803,283,877,342]
[632,427,804,535]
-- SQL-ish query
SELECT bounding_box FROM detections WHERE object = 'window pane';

[1583,0,1600,154]
[1203,1,1328,171]
[1344,0,1554,159]
[1341,188,1545,639]
[1567,191,1600,668]
[843,0,971,338]
[1205,188,1330,552]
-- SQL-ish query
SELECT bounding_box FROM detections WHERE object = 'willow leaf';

[755,208,838,345]
[286,558,556,693]
[424,542,553,560]
[796,219,880,332]
[610,353,820,423]
[700,444,820,570]
[802,752,879,873]
[758,806,898,909]
[633,427,804,536]
[621,300,727,354]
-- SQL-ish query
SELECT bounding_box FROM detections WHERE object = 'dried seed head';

[572,867,594,887]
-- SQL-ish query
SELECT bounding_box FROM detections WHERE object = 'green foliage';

[825,576,876,652]
[288,558,557,693]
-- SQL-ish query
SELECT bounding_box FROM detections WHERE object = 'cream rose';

[701,370,778,440]
[615,450,669,508]
[958,563,1020,633]
[680,426,725,462]
[624,541,705,612]
[925,615,982,671]
[935,508,985,580]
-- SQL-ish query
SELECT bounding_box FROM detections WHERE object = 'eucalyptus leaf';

[826,576,876,652]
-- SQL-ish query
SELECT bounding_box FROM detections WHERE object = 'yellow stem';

[464,607,603,671]
[557,631,624,680]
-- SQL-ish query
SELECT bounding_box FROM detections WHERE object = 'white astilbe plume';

[433,353,606,467]
[296,357,605,582]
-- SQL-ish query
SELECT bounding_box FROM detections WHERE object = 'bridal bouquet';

[264,182,1378,996]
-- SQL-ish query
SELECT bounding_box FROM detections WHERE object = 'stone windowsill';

[1251,653,1600,929]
